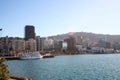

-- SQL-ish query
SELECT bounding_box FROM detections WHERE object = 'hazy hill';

[49,32,120,43]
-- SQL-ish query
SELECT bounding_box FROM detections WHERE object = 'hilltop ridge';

[49,32,120,43]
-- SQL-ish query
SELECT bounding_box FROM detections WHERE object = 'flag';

[0,29,2,31]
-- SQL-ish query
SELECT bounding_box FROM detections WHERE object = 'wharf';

[0,56,20,60]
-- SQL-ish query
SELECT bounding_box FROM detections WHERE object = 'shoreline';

[1,52,120,60]
[10,76,31,80]
[0,56,20,60]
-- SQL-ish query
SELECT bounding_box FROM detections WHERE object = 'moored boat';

[20,51,42,60]
[42,53,54,58]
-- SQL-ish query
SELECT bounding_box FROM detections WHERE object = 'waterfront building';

[0,36,12,53]
[25,39,37,51]
[112,42,120,50]
[53,40,67,51]
[36,36,41,51]
[104,48,114,53]
[54,40,63,51]
[12,39,25,52]
[0,37,4,52]
[0,36,24,55]
[74,36,83,51]
[106,42,111,48]
[53,40,60,51]
[98,38,111,48]
[58,41,63,50]
[25,25,36,40]
[40,37,46,51]
[44,38,54,51]
[62,41,67,50]
[91,47,104,53]
[76,45,82,51]
[75,36,83,45]
[64,36,76,51]
[0,37,8,54]
[90,42,99,47]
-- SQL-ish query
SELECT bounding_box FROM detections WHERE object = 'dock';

[0,56,20,60]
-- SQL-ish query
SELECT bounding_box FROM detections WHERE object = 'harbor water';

[6,54,120,80]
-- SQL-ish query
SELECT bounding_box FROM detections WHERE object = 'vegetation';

[0,58,10,80]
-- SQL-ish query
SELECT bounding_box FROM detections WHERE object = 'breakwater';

[0,56,20,60]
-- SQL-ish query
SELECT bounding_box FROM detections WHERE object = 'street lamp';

[0,28,2,38]
[0,28,2,56]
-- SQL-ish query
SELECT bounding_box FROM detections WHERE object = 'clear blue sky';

[0,0,120,37]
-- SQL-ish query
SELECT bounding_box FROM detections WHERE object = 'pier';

[0,56,20,60]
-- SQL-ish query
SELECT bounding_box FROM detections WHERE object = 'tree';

[0,58,10,80]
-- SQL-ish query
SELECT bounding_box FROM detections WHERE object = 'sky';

[0,0,120,37]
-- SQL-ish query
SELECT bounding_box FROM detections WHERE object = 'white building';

[62,41,67,49]
[12,39,25,51]
[25,39,37,51]
[45,38,54,50]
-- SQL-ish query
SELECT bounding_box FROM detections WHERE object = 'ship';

[20,51,42,60]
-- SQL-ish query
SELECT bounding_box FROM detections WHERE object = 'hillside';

[49,32,120,43]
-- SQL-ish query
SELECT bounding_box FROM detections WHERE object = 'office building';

[36,36,41,51]
[25,25,35,40]
[64,36,76,51]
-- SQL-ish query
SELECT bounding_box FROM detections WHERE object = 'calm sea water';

[6,54,120,80]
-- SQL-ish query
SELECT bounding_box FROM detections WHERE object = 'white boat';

[42,53,54,58]
[20,51,42,60]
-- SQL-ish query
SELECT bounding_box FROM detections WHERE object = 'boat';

[20,51,42,60]
[42,53,54,58]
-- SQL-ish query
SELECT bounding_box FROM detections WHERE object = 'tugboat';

[42,53,54,58]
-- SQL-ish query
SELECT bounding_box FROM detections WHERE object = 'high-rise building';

[44,38,54,50]
[75,36,83,45]
[36,36,41,51]
[25,25,35,40]
[64,36,76,51]
[40,37,46,50]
